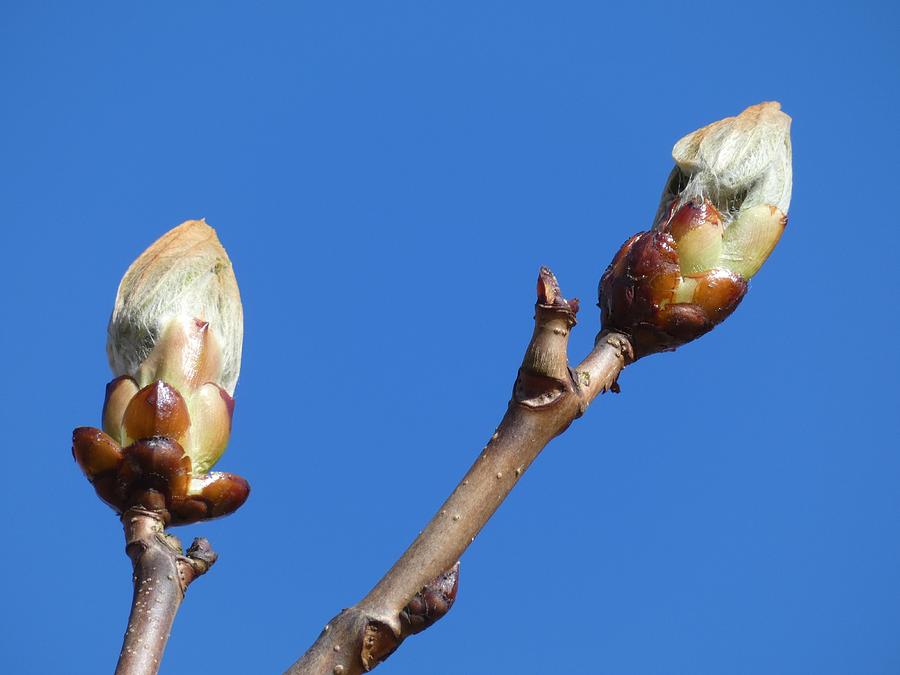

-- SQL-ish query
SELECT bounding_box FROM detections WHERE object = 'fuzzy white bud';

[671,101,792,215]
[107,220,243,395]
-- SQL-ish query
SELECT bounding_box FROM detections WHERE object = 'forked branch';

[286,268,633,674]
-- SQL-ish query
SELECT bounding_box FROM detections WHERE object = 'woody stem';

[285,269,633,675]
[114,509,216,675]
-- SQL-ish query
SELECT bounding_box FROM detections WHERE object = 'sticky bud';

[73,220,250,525]
[599,102,792,358]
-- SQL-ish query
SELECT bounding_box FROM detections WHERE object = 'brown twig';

[114,508,217,675]
[286,268,633,674]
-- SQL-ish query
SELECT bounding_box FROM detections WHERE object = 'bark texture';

[114,509,216,675]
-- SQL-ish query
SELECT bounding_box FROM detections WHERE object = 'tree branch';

[114,508,217,675]
[286,268,633,674]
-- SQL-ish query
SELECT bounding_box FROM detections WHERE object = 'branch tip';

[536,267,559,305]
[536,267,579,316]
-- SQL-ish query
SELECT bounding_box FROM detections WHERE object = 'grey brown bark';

[286,268,633,674]
[114,509,217,675]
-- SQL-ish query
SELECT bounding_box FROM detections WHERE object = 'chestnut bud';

[73,220,249,525]
[599,102,792,358]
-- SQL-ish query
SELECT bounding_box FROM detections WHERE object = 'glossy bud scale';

[599,102,792,358]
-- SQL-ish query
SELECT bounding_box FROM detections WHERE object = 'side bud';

[360,562,461,670]
[599,102,791,358]
[399,561,460,635]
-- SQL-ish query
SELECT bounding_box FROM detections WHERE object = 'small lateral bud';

[400,561,460,635]
[360,562,461,670]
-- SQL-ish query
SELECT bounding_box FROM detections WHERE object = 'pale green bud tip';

[107,220,243,395]
[657,102,792,281]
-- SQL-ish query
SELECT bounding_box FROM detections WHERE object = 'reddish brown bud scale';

[662,201,722,277]
[360,562,462,670]
[400,561,460,635]
[123,380,191,442]
[72,428,126,511]
[537,266,580,315]
[72,425,249,526]
[201,474,248,516]
[72,427,123,476]
[169,496,209,523]
[692,269,747,322]
[537,270,557,306]
[116,437,192,515]
[655,302,712,342]
[174,475,250,524]
[664,199,721,240]
[598,224,748,358]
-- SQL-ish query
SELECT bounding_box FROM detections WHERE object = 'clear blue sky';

[1,2,898,674]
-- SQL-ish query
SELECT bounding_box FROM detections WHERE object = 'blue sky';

[1,2,898,673]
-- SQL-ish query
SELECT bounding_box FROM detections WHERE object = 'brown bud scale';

[123,380,191,442]
[599,200,748,358]
[71,426,249,526]
[359,562,461,670]
[399,561,460,635]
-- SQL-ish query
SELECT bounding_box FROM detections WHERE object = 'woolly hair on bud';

[106,220,244,395]
[659,102,792,228]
